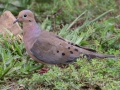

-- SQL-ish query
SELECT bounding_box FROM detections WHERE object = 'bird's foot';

[37,68,50,74]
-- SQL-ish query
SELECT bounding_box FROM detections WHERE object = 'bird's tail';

[85,53,115,59]
[79,47,116,60]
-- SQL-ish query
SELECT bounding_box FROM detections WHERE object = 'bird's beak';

[13,18,19,24]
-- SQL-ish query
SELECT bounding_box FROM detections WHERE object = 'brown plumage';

[13,10,115,65]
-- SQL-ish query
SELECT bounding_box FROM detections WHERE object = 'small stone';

[0,11,22,36]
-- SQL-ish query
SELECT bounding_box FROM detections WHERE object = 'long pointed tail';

[79,48,116,59]
[85,53,115,59]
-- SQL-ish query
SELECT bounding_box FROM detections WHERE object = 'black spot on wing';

[74,48,78,52]
[57,50,59,53]
[68,47,70,49]
[70,51,73,54]
[62,53,65,56]
[68,42,70,44]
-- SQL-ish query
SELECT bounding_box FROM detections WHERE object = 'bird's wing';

[30,30,88,64]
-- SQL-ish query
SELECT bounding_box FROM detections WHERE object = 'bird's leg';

[37,64,50,74]
[38,68,50,74]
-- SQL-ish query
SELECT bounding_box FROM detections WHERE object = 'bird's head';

[13,10,35,24]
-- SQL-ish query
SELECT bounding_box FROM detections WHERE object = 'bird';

[13,10,115,74]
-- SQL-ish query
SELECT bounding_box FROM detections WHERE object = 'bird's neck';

[23,21,41,46]
[23,21,41,38]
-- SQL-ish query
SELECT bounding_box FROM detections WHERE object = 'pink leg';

[37,68,50,74]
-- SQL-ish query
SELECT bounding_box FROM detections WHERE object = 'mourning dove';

[13,10,115,65]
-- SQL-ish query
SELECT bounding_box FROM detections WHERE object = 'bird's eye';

[23,14,27,17]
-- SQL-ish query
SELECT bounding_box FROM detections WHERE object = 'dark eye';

[23,14,27,17]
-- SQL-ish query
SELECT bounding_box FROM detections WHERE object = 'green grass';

[0,0,120,90]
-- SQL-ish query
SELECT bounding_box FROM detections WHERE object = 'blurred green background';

[0,0,120,90]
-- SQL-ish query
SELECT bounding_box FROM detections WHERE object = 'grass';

[0,0,120,90]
